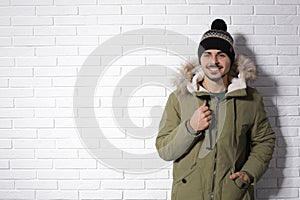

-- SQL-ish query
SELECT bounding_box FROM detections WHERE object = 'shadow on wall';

[235,34,285,200]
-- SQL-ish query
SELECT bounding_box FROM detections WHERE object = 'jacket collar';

[174,55,257,98]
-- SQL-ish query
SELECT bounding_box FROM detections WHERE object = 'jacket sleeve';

[241,92,276,184]
[155,92,200,161]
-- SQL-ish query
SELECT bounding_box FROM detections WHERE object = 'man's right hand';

[189,101,212,131]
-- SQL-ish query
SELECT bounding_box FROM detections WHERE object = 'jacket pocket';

[221,170,247,200]
[172,167,204,200]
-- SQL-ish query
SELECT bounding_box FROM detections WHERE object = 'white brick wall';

[0,0,299,199]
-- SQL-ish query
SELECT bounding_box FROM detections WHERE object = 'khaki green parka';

[156,55,276,200]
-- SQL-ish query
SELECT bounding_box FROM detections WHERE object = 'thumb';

[201,100,207,108]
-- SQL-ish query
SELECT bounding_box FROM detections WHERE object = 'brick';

[12,16,53,25]
[102,180,144,189]
[11,159,53,169]
[54,0,96,5]
[80,190,123,199]
[276,0,300,4]
[278,56,300,65]
[54,118,78,128]
[0,140,11,148]
[261,66,299,76]
[0,27,33,36]
[58,56,100,66]
[35,88,74,97]
[37,149,78,159]
[277,36,300,45]
[0,89,33,98]
[0,58,14,66]
[167,5,209,14]
[144,35,188,45]
[36,47,77,56]
[235,35,275,45]
[255,25,297,35]
[257,188,298,199]
[80,169,123,179]
[54,16,97,25]
[11,0,53,5]
[16,56,56,66]
[38,170,79,180]
[0,130,36,139]
[279,178,300,188]
[123,5,165,14]
[0,68,32,77]
[143,0,184,3]
[146,180,172,189]
[79,5,121,15]
[10,78,51,87]
[99,15,142,25]
[59,180,100,189]
[275,76,300,86]
[0,120,12,128]
[187,0,229,4]
[16,180,57,189]
[0,17,10,26]
[0,181,14,189]
[0,0,9,5]
[100,0,141,4]
[124,190,166,199]
[56,36,98,45]
[188,16,230,25]
[256,6,297,15]
[13,36,55,46]
[256,86,297,96]
[0,7,35,16]
[0,191,35,200]
[37,128,77,139]
[34,68,77,77]
[0,78,8,87]
[54,159,97,169]
[14,119,54,128]
[37,6,78,15]
[125,169,169,179]
[0,47,34,57]
[0,108,33,118]
[0,37,11,46]
[0,170,36,179]
[15,98,55,108]
[232,16,274,25]
[277,106,299,116]
[78,46,122,56]
[0,150,34,159]
[56,138,98,148]
[13,139,56,149]
[36,191,78,200]
[34,26,76,36]
[211,6,253,15]
[277,16,300,25]
[232,0,273,4]
[277,96,300,106]
[254,46,297,55]
[277,116,300,127]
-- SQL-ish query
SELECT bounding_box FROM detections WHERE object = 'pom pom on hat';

[211,19,227,31]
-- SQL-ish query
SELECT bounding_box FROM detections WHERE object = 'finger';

[200,101,206,108]
[229,172,240,180]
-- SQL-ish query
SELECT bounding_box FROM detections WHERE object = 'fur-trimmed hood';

[174,55,257,95]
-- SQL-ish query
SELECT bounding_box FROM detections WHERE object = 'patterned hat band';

[201,29,234,47]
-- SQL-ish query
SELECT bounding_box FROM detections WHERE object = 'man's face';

[200,49,231,82]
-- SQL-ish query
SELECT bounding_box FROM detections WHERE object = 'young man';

[156,19,275,200]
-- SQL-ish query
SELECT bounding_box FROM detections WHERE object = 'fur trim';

[173,55,257,95]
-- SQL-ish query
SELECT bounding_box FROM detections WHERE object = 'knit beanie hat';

[198,19,235,65]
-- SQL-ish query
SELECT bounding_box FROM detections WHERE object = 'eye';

[218,53,227,59]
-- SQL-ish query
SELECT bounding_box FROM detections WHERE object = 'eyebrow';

[203,51,225,55]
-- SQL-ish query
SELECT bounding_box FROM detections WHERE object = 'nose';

[211,55,219,64]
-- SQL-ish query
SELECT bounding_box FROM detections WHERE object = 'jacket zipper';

[210,97,220,200]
